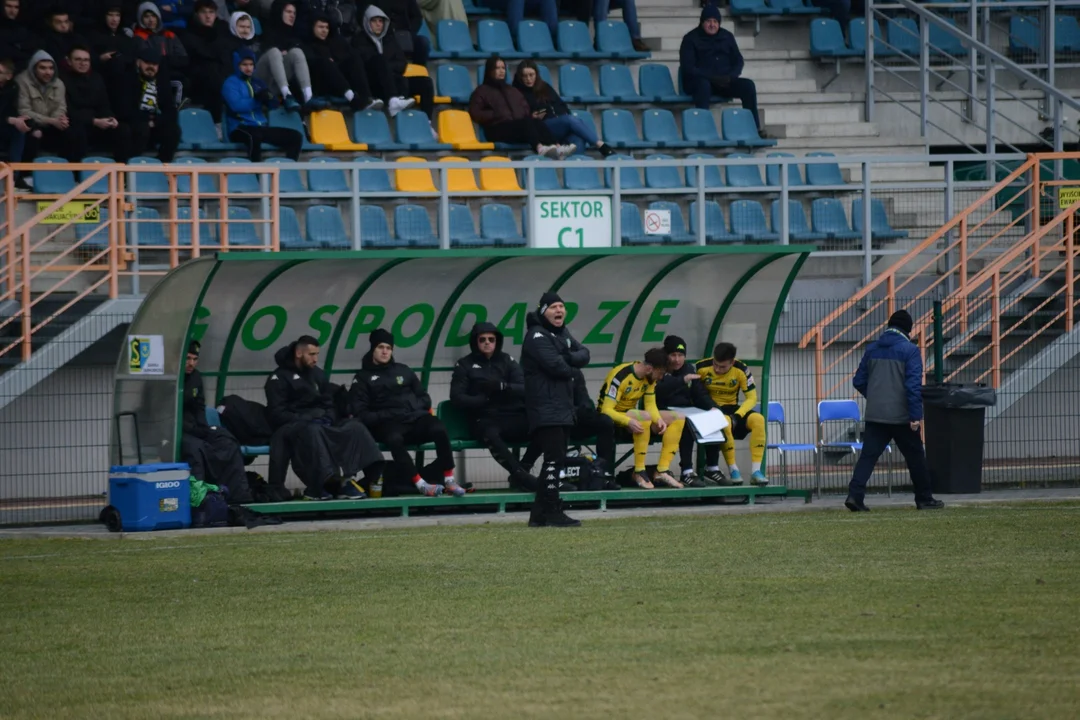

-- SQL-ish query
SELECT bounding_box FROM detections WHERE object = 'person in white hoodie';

[351,5,434,119]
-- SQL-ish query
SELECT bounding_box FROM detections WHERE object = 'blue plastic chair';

[1008,16,1039,57]
[605,154,643,189]
[179,108,241,151]
[930,18,967,58]
[306,205,350,248]
[726,153,765,188]
[850,18,894,57]
[642,109,693,148]
[886,18,920,58]
[32,157,75,194]
[224,205,261,246]
[448,203,486,246]
[810,18,858,57]
[638,64,688,103]
[765,152,805,187]
[811,198,861,240]
[277,205,307,248]
[764,401,818,484]
[596,21,648,58]
[79,157,113,194]
[481,203,525,246]
[354,157,394,193]
[518,20,565,57]
[767,0,818,14]
[176,206,212,246]
[816,399,892,496]
[730,200,778,242]
[559,64,608,102]
[219,157,261,193]
[730,0,771,15]
[263,157,306,193]
[599,64,644,102]
[308,157,350,193]
[685,153,725,189]
[74,207,108,247]
[1057,15,1080,53]
[852,198,909,240]
[436,63,474,103]
[394,204,438,247]
[268,107,322,151]
[519,155,561,190]
[557,20,603,58]
[437,19,485,58]
[805,152,845,186]
[353,110,405,150]
[722,108,774,147]
[648,201,694,244]
[129,206,165,246]
[620,202,649,244]
[690,200,739,243]
[127,157,169,195]
[771,200,826,242]
[174,157,218,194]
[359,205,394,248]
[681,108,733,147]
[601,109,648,149]
[564,155,603,190]
[396,109,453,150]
[570,109,600,144]
[644,154,686,190]
[477,19,523,57]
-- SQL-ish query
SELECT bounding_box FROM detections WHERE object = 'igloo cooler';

[107,463,191,531]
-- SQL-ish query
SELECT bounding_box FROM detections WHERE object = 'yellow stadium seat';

[480,156,522,192]
[308,110,368,151]
[438,110,494,151]
[405,63,449,105]
[395,156,438,193]
[439,156,480,192]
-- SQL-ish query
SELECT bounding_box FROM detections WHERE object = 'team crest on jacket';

[396,376,404,385]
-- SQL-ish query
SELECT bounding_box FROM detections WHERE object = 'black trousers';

[371,414,454,482]
[229,125,302,162]
[287,419,384,490]
[116,120,180,163]
[689,75,760,130]
[308,54,373,104]
[484,118,557,150]
[474,413,532,481]
[678,422,697,472]
[531,425,567,510]
[849,421,933,502]
[364,55,435,117]
[181,429,252,503]
[522,409,614,470]
[22,126,80,163]
[186,66,229,121]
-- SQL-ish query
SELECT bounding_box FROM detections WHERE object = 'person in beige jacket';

[15,50,76,163]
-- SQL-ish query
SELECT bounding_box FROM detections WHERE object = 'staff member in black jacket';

[521,292,588,527]
[655,335,717,488]
[349,329,464,497]
[265,335,384,500]
[180,341,252,502]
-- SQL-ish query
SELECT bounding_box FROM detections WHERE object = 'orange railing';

[0,162,280,363]
[799,152,1079,404]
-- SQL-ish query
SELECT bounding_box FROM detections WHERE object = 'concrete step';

[774,121,881,139]
[763,103,864,124]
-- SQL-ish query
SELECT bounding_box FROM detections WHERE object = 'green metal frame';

[703,255,786,358]
[174,259,223,457]
[549,255,605,292]
[614,254,699,363]
[323,258,412,374]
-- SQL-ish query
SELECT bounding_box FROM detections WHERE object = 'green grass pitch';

[2,503,1078,719]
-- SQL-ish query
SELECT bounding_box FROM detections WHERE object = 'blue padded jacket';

[852,328,923,423]
[221,47,271,135]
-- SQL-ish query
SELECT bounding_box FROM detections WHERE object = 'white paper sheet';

[668,407,730,444]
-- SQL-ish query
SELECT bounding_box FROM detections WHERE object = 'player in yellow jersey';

[596,348,687,488]
[694,342,769,485]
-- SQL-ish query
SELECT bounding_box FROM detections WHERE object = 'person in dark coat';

[0,58,30,171]
[520,292,588,527]
[512,59,613,158]
[180,341,253,503]
[265,335,384,500]
[258,0,320,111]
[450,321,538,491]
[679,3,762,132]
[654,334,720,488]
[90,3,137,104]
[846,311,944,512]
[352,4,433,119]
[62,44,121,160]
[303,13,378,112]
[348,329,463,497]
[357,0,428,65]
[111,45,180,161]
[0,0,37,71]
[469,54,566,159]
[39,7,90,73]
[180,0,234,120]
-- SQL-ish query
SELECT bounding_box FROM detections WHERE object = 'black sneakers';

[916,498,946,510]
[844,496,870,512]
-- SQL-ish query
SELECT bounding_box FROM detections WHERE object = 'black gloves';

[254,88,273,105]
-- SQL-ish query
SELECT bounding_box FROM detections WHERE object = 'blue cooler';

[108,463,192,531]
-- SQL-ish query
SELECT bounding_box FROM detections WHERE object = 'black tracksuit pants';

[848,421,934,503]
[371,413,454,482]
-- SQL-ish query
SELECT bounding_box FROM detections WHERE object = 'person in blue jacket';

[220,46,302,160]
[679,3,762,133]
[846,310,944,512]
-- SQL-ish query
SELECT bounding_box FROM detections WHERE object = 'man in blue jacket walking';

[846,310,944,511]
[679,4,762,133]
[221,47,302,161]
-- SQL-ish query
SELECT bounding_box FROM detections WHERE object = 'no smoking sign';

[643,208,671,235]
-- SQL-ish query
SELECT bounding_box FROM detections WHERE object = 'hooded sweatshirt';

[679,4,743,83]
[360,4,388,54]
[221,47,272,133]
[15,50,67,124]
[226,11,261,55]
[90,7,138,65]
[181,9,233,76]
[353,5,407,72]
[263,0,303,51]
[347,347,431,427]
[264,342,337,430]
[449,322,527,422]
[133,2,189,71]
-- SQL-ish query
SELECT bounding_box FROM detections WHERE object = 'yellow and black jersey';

[596,362,659,427]
[695,358,758,417]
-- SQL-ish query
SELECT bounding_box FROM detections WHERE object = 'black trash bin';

[922,384,997,494]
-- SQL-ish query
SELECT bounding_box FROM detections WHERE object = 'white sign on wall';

[127,335,165,375]
[530,196,612,248]
[644,208,671,235]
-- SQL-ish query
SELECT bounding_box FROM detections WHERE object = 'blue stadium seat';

[306,205,350,248]
[726,153,765,188]
[32,157,75,194]
[263,157,306,193]
[127,157,169,195]
[771,200,826,242]
[396,109,453,150]
[462,0,489,14]
[638,64,689,103]
[767,0,818,15]
[570,109,600,145]
[308,157,349,193]
[805,152,846,186]
[224,206,262,246]
[268,108,323,150]
[355,156,394,193]
[559,64,608,103]
[722,108,775,147]
[1009,16,1039,57]
[1057,15,1080,53]
[219,157,261,193]
[681,108,733,147]
[519,155,562,190]
[605,154,643,189]
[730,200,778,242]
[518,20,566,57]
[596,21,648,58]
[811,198,861,240]
[448,203,487,246]
[730,0,771,15]
[277,205,308,248]
[852,198,909,240]
[930,18,967,58]
[129,206,165,246]
[644,154,687,190]
[850,18,894,57]
[178,108,241,151]
[74,208,108,247]
[765,152,806,187]
[886,18,920,58]
[477,20,523,57]
[79,157,113,193]
[684,153,725,189]
[564,155,603,190]
[557,20,603,58]
[690,200,739,243]
[648,201,695,244]
[395,204,438,247]
[599,64,644,102]
[176,206,212,246]
[437,20,485,58]
[359,205,394,248]
[601,109,648,149]
[437,63,474,103]
[353,110,406,150]
[174,157,219,194]
[620,202,649,244]
[481,203,526,246]
[810,18,858,57]
[642,109,693,148]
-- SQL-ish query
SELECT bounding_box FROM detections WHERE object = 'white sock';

[729,464,740,475]
[280,86,291,97]
[706,465,720,472]
[752,461,762,474]
[682,468,693,476]
[344,89,355,101]
[302,87,313,102]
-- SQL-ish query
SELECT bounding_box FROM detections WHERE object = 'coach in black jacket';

[655,334,717,487]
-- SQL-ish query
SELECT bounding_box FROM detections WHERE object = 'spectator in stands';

[132,2,189,106]
[417,0,465,29]
[0,0,36,71]
[182,0,234,120]
[303,14,380,111]
[227,10,259,52]
[16,51,75,162]
[486,0,557,40]
[846,310,944,512]
[521,291,586,527]
[259,0,322,111]
[694,342,768,486]
[357,0,429,66]
[91,4,137,101]
[811,0,850,41]
[597,348,686,489]
[266,335,385,501]
[40,8,89,74]
[591,0,648,53]
[354,5,434,120]
[469,55,569,159]
[512,59,614,158]
[680,4,762,134]
[0,58,31,174]
[222,47,302,159]
[450,321,538,492]
[304,0,362,38]
[181,341,253,503]
[63,45,121,160]
[348,329,464,497]
[112,46,180,162]
[655,335,718,488]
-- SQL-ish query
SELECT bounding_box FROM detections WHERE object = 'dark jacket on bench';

[521,310,590,431]
[656,361,715,411]
[182,368,212,439]
[264,342,338,429]
[450,321,526,423]
[348,351,431,427]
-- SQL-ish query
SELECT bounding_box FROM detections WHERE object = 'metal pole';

[932,299,945,384]
[986,59,996,156]
[920,17,929,137]
[351,167,361,250]
[612,159,622,247]
[696,163,706,246]
[439,166,450,250]
[966,0,976,122]
[865,0,875,123]
[779,158,789,245]
[944,159,955,294]
[1047,0,1057,114]
[862,160,872,285]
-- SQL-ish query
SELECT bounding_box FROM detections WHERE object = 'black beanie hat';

[538,291,564,316]
[369,328,394,349]
[663,335,687,354]
[187,340,201,357]
[887,310,913,336]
